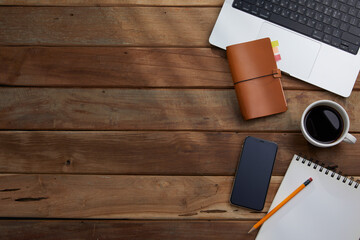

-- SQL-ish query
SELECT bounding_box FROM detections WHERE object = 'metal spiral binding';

[295,154,359,189]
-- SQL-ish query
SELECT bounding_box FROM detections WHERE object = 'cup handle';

[343,133,357,144]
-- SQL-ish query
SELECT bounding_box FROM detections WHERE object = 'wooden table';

[0,1,359,239]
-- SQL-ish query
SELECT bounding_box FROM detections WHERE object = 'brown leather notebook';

[227,38,287,120]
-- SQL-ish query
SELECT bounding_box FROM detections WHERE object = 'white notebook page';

[256,154,360,240]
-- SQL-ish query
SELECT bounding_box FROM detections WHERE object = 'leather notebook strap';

[233,69,281,85]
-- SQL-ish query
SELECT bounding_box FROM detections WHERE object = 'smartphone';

[230,136,278,211]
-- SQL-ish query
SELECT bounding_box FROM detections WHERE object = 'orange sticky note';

[273,46,279,54]
[274,54,281,62]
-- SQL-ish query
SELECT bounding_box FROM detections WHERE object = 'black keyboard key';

[314,12,324,21]
[340,42,349,51]
[357,1,360,9]
[341,14,351,22]
[255,0,265,7]
[241,3,251,12]
[324,7,333,16]
[270,14,314,36]
[299,16,308,24]
[313,30,324,40]
[323,15,332,24]
[281,9,291,17]
[341,31,360,45]
[340,4,350,12]
[306,1,316,8]
[273,6,283,14]
[273,6,282,14]
[316,22,324,31]
[324,34,332,43]
[306,9,315,18]
[332,37,341,47]
[333,29,342,37]
[350,17,358,25]
[307,19,316,27]
[251,6,260,15]
[233,1,242,9]
[349,25,360,36]
[231,0,359,54]
[332,1,340,8]
[280,0,290,7]
[340,22,350,31]
[297,6,306,14]
[323,0,331,6]
[349,8,358,16]
[290,12,299,21]
[332,10,342,19]
[259,9,271,19]
[331,19,340,27]
[324,26,333,34]
[356,1,360,8]
[348,44,359,54]
[348,0,356,6]
[289,2,298,11]
[264,2,273,10]
[315,3,325,12]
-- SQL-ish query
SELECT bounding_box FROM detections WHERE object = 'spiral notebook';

[256,154,360,240]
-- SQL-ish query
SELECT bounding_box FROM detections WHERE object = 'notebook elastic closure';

[233,69,282,85]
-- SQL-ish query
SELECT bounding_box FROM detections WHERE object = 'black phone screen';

[230,136,278,211]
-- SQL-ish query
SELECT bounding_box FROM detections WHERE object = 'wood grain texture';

[0,174,281,219]
[0,7,218,46]
[0,0,224,6]
[0,174,358,219]
[0,2,359,234]
[1,47,359,89]
[0,220,256,240]
[0,88,359,131]
[1,131,360,176]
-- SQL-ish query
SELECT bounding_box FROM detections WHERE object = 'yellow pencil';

[248,177,313,234]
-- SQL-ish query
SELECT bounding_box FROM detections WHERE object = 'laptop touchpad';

[257,22,320,80]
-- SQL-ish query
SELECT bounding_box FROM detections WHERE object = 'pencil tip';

[248,227,255,234]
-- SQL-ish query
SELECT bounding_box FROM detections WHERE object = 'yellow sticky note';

[273,46,279,54]
[271,40,279,47]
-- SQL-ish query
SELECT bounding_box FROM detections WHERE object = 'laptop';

[209,0,360,97]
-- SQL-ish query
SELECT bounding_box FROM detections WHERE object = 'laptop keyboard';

[232,0,360,55]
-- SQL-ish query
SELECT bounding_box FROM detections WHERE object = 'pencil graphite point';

[248,227,255,234]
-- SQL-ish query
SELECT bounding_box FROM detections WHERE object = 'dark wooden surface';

[0,220,255,240]
[0,1,359,239]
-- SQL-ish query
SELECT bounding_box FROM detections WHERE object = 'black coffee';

[304,105,344,143]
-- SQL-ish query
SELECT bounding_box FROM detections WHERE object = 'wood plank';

[0,7,218,47]
[0,0,224,6]
[1,131,360,176]
[0,174,358,219]
[0,174,279,219]
[2,47,359,89]
[0,220,256,240]
[0,88,359,131]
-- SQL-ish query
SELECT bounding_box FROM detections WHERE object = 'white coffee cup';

[300,100,356,148]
